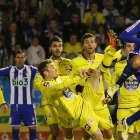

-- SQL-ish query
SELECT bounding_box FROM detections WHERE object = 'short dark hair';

[14,50,25,58]
[38,60,52,78]
[31,35,39,40]
[49,36,62,47]
[81,33,96,45]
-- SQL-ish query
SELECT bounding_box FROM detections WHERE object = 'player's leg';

[94,108,114,140]
[42,105,60,139]
[28,126,38,140]
[9,105,22,140]
[118,131,123,140]
[21,104,38,140]
[81,128,91,140]
[58,110,74,140]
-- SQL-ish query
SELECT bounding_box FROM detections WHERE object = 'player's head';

[49,36,63,59]
[81,33,97,54]
[14,50,25,68]
[38,59,58,79]
[123,42,135,56]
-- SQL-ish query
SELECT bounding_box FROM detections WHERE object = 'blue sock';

[116,62,137,87]
[30,129,38,140]
[12,129,20,140]
[127,110,140,126]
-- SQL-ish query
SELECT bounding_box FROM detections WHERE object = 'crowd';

[0,0,140,68]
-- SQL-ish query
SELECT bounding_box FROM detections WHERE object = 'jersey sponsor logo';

[12,77,28,86]
[88,118,94,125]
[63,88,74,99]
[85,124,91,131]
[124,77,139,91]
[48,113,52,119]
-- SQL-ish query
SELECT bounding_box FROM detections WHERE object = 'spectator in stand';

[54,0,77,23]
[113,15,126,36]
[64,33,82,59]
[43,18,62,56]
[95,24,107,44]
[0,37,8,68]
[16,0,35,16]
[63,13,87,42]
[75,0,90,23]
[41,8,63,31]
[22,15,43,48]
[4,21,25,57]
[17,8,29,32]
[125,4,140,27]
[26,35,45,68]
[83,2,105,35]
[102,0,120,29]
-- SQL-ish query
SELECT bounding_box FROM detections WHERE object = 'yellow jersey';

[33,74,84,121]
[0,88,5,105]
[64,42,83,57]
[71,53,112,110]
[49,57,71,76]
[113,59,140,108]
[34,57,72,106]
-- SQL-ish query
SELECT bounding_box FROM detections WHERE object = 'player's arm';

[119,20,140,43]
[0,67,10,77]
[33,71,44,91]
[43,70,85,97]
[0,88,8,114]
[103,69,112,87]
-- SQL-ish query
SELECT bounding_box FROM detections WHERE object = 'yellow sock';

[105,136,114,140]
[99,45,116,72]
[82,137,92,140]
[65,136,74,140]
[48,134,53,140]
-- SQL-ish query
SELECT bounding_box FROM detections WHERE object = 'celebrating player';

[0,50,38,140]
[34,36,74,140]
[70,33,114,140]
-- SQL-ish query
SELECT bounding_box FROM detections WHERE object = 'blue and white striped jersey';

[0,65,37,104]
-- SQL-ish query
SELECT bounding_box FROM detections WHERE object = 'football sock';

[12,129,20,140]
[29,129,38,140]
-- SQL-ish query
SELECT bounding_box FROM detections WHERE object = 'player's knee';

[131,55,140,69]
[102,129,112,139]
[90,67,101,78]
[29,126,36,130]
[12,126,20,130]
[50,129,60,137]
[82,131,90,139]
[65,133,73,139]
[118,131,123,140]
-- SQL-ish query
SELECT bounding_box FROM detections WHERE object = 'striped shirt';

[0,65,37,104]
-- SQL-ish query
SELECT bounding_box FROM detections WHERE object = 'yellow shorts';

[79,101,100,135]
[82,79,103,110]
[117,107,140,133]
[79,79,100,135]
[94,107,113,131]
[42,105,73,128]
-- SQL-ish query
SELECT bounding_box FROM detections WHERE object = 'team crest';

[26,71,28,76]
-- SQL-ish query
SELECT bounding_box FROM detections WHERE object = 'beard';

[52,51,62,59]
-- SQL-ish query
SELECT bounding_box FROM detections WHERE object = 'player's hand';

[102,98,111,106]
[2,104,8,114]
[86,68,94,76]
[78,69,86,78]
